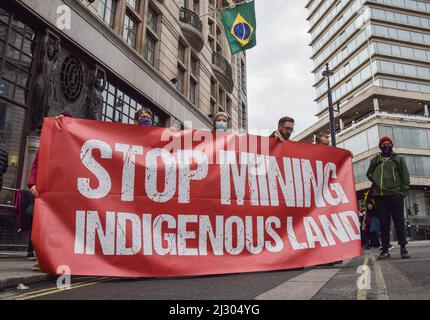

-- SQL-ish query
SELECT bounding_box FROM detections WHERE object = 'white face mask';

[215,121,228,131]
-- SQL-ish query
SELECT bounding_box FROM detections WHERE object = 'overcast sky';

[247,0,317,136]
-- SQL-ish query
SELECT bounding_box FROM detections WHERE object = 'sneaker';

[401,248,410,259]
[378,251,391,259]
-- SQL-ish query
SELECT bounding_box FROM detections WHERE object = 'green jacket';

[366,153,410,197]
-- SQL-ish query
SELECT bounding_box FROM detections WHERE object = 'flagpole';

[199,0,250,18]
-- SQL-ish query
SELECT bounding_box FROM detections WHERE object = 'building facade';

[0,0,249,247]
[296,0,430,240]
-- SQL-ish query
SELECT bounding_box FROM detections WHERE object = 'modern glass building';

[0,0,249,248]
[296,0,430,240]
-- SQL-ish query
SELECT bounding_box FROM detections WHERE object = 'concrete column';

[373,97,380,112]
[339,118,344,130]
[424,104,429,117]
[113,0,127,35]
[135,0,147,54]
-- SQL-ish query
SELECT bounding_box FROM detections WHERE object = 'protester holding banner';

[134,107,153,126]
[212,111,230,132]
[270,117,295,142]
[315,132,330,146]
[30,117,361,277]
[28,113,72,271]
[366,136,410,259]
[0,142,8,192]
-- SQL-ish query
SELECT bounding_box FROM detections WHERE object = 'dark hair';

[316,132,329,139]
[134,108,153,121]
[278,116,295,127]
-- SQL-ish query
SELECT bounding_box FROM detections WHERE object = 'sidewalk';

[0,252,52,291]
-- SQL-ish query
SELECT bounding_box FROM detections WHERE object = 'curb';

[0,274,53,291]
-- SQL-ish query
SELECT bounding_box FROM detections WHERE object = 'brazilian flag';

[220,0,256,55]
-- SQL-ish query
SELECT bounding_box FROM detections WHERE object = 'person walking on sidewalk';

[366,136,410,259]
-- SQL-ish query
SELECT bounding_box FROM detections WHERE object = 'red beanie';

[379,136,393,147]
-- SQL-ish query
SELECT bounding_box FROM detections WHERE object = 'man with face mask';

[366,136,410,259]
[134,108,153,126]
[212,112,230,132]
[270,117,295,142]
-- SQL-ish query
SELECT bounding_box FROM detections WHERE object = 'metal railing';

[179,8,203,33]
[212,52,232,80]
[0,187,19,209]
[336,111,430,138]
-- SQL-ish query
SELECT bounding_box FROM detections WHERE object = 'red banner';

[33,118,361,277]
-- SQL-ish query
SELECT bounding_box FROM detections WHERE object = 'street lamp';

[322,63,337,147]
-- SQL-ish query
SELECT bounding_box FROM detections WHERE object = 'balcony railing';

[179,8,202,33]
[336,111,430,138]
[212,52,232,81]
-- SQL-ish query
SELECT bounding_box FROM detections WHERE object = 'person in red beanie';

[366,136,410,259]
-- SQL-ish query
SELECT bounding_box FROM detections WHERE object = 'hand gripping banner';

[33,118,361,277]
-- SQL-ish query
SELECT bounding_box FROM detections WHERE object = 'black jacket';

[0,143,8,191]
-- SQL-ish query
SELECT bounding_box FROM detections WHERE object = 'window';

[189,55,199,106]
[240,59,246,93]
[123,14,137,48]
[240,103,247,130]
[127,0,139,11]
[145,6,159,67]
[98,0,115,27]
[0,8,35,205]
[147,6,157,32]
[101,80,167,126]
[403,156,430,177]
[401,46,414,59]
[190,78,197,105]
[191,0,200,14]
[176,41,197,99]
[208,20,214,37]
[190,55,198,77]
[144,35,156,66]
[177,66,185,93]
[353,158,371,182]
[218,87,225,110]
[178,42,186,65]
[0,10,34,106]
[210,77,217,98]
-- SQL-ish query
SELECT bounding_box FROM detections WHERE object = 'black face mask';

[381,145,393,156]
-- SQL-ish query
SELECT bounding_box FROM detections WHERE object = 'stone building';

[296,0,430,240]
[0,0,249,247]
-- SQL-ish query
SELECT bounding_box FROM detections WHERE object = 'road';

[1,241,429,300]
